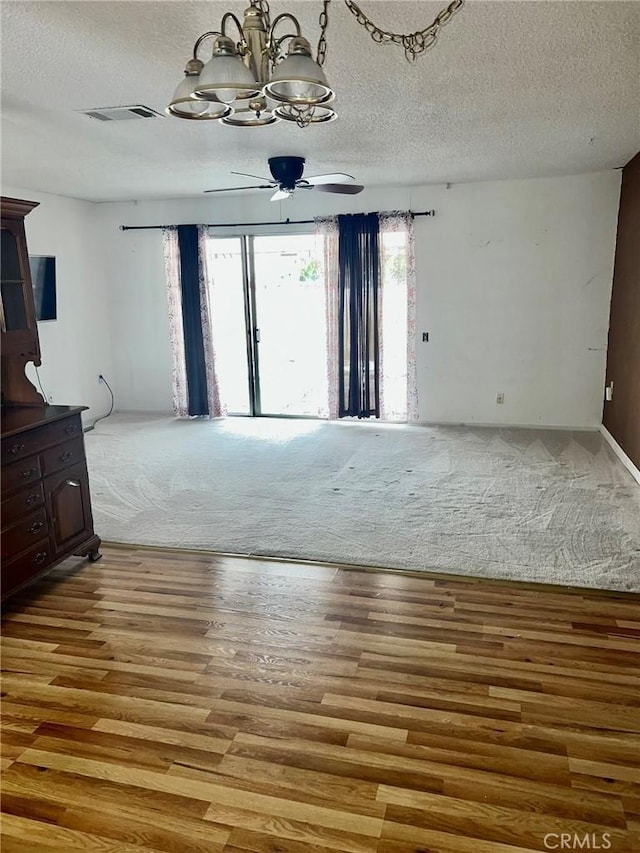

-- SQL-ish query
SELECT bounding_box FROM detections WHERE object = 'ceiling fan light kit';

[167,0,464,129]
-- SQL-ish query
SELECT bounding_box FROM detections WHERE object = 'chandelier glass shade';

[194,36,261,104]
[263,38,332,105]
[166,59,233,120]
[166,2,336,128]
[221,98,279,127]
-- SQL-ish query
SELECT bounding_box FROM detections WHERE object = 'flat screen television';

[29,255,57,321]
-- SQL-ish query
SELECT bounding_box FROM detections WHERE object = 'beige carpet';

[85,413,640,592]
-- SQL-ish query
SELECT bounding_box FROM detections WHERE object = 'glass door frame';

[209,226,322,420]
[240,234,259,417]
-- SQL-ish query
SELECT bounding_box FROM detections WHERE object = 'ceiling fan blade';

[203,184,274,194]
[271,189,292,202]
[303,173,355,186]
[231,170,273,183]
[313,183,365,195]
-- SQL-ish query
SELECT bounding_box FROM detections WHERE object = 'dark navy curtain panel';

[177,225,209,416]
[337,212,381,418]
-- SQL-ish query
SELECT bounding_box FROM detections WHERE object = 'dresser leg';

[75,535,102,562]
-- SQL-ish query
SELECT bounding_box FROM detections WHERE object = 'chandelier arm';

[221,12,248,49]
[271,32,301,57]
[266,13,302,64]
[269,12,302,36]
[268,12,302,41]
[192,30,222,60]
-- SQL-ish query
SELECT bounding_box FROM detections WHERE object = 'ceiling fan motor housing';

[268,156,305,189]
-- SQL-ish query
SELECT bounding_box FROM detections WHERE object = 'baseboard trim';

[414,420,600,432]
[600,425,640,485]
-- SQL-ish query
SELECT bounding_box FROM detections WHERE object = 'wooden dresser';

[1,406,101,600]
[1,195,101,601]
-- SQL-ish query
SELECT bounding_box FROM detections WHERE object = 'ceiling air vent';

[79,105,163,121]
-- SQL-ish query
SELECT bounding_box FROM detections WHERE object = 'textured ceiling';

[1,0,639,202]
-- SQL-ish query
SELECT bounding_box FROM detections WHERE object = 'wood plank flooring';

[1,544,640,852]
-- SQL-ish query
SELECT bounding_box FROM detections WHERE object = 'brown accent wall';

[603,152,640,467]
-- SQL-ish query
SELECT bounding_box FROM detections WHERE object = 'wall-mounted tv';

[29,256,57,321]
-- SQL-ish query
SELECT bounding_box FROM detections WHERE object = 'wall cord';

[34,365,49,403]
[85,375,115,432]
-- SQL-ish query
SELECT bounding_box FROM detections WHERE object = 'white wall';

[2,186,114,426]
[96,170,621,429]
[422,172,621,427]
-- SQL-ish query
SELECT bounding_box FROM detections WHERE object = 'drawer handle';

[65,424,79,434]
[66,480,80,488]
[25,493,40,505]
[9,443,25,455]
[28,521,45,535]
[33,551,48,565]
[60,451,74,462]
[21,467,38,479]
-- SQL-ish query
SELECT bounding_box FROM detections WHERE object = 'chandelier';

[167,0,333,128]
[167,0,464,129]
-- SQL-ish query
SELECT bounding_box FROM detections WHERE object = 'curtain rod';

[119,210,435,231]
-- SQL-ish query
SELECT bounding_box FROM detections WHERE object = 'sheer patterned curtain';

[379,212,418,421]
[316,211,418,422]
[197,226,224,418]
[162,225,224,418]
[316,218,339,419]
[162,227,189,418]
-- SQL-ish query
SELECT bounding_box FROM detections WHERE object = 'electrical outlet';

[422,332,429,342]
[496,393,504,404]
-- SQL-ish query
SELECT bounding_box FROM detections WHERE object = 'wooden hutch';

[1,196,100,601]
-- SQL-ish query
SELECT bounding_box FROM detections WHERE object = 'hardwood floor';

[1,545,639,852]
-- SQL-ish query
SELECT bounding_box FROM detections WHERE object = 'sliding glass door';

[252,235,327,416]
[206,233,327,417]
[206,237,252,415]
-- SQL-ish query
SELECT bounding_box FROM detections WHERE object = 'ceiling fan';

[204,156,364,201]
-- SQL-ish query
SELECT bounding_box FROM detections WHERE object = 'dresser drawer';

[1,482,45,528]
[1,414,83,465]
[2,454,42,494]
[46,414,83,446]
[1,538,52,600]
[41,438,85,476]
[1,508,48,561]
